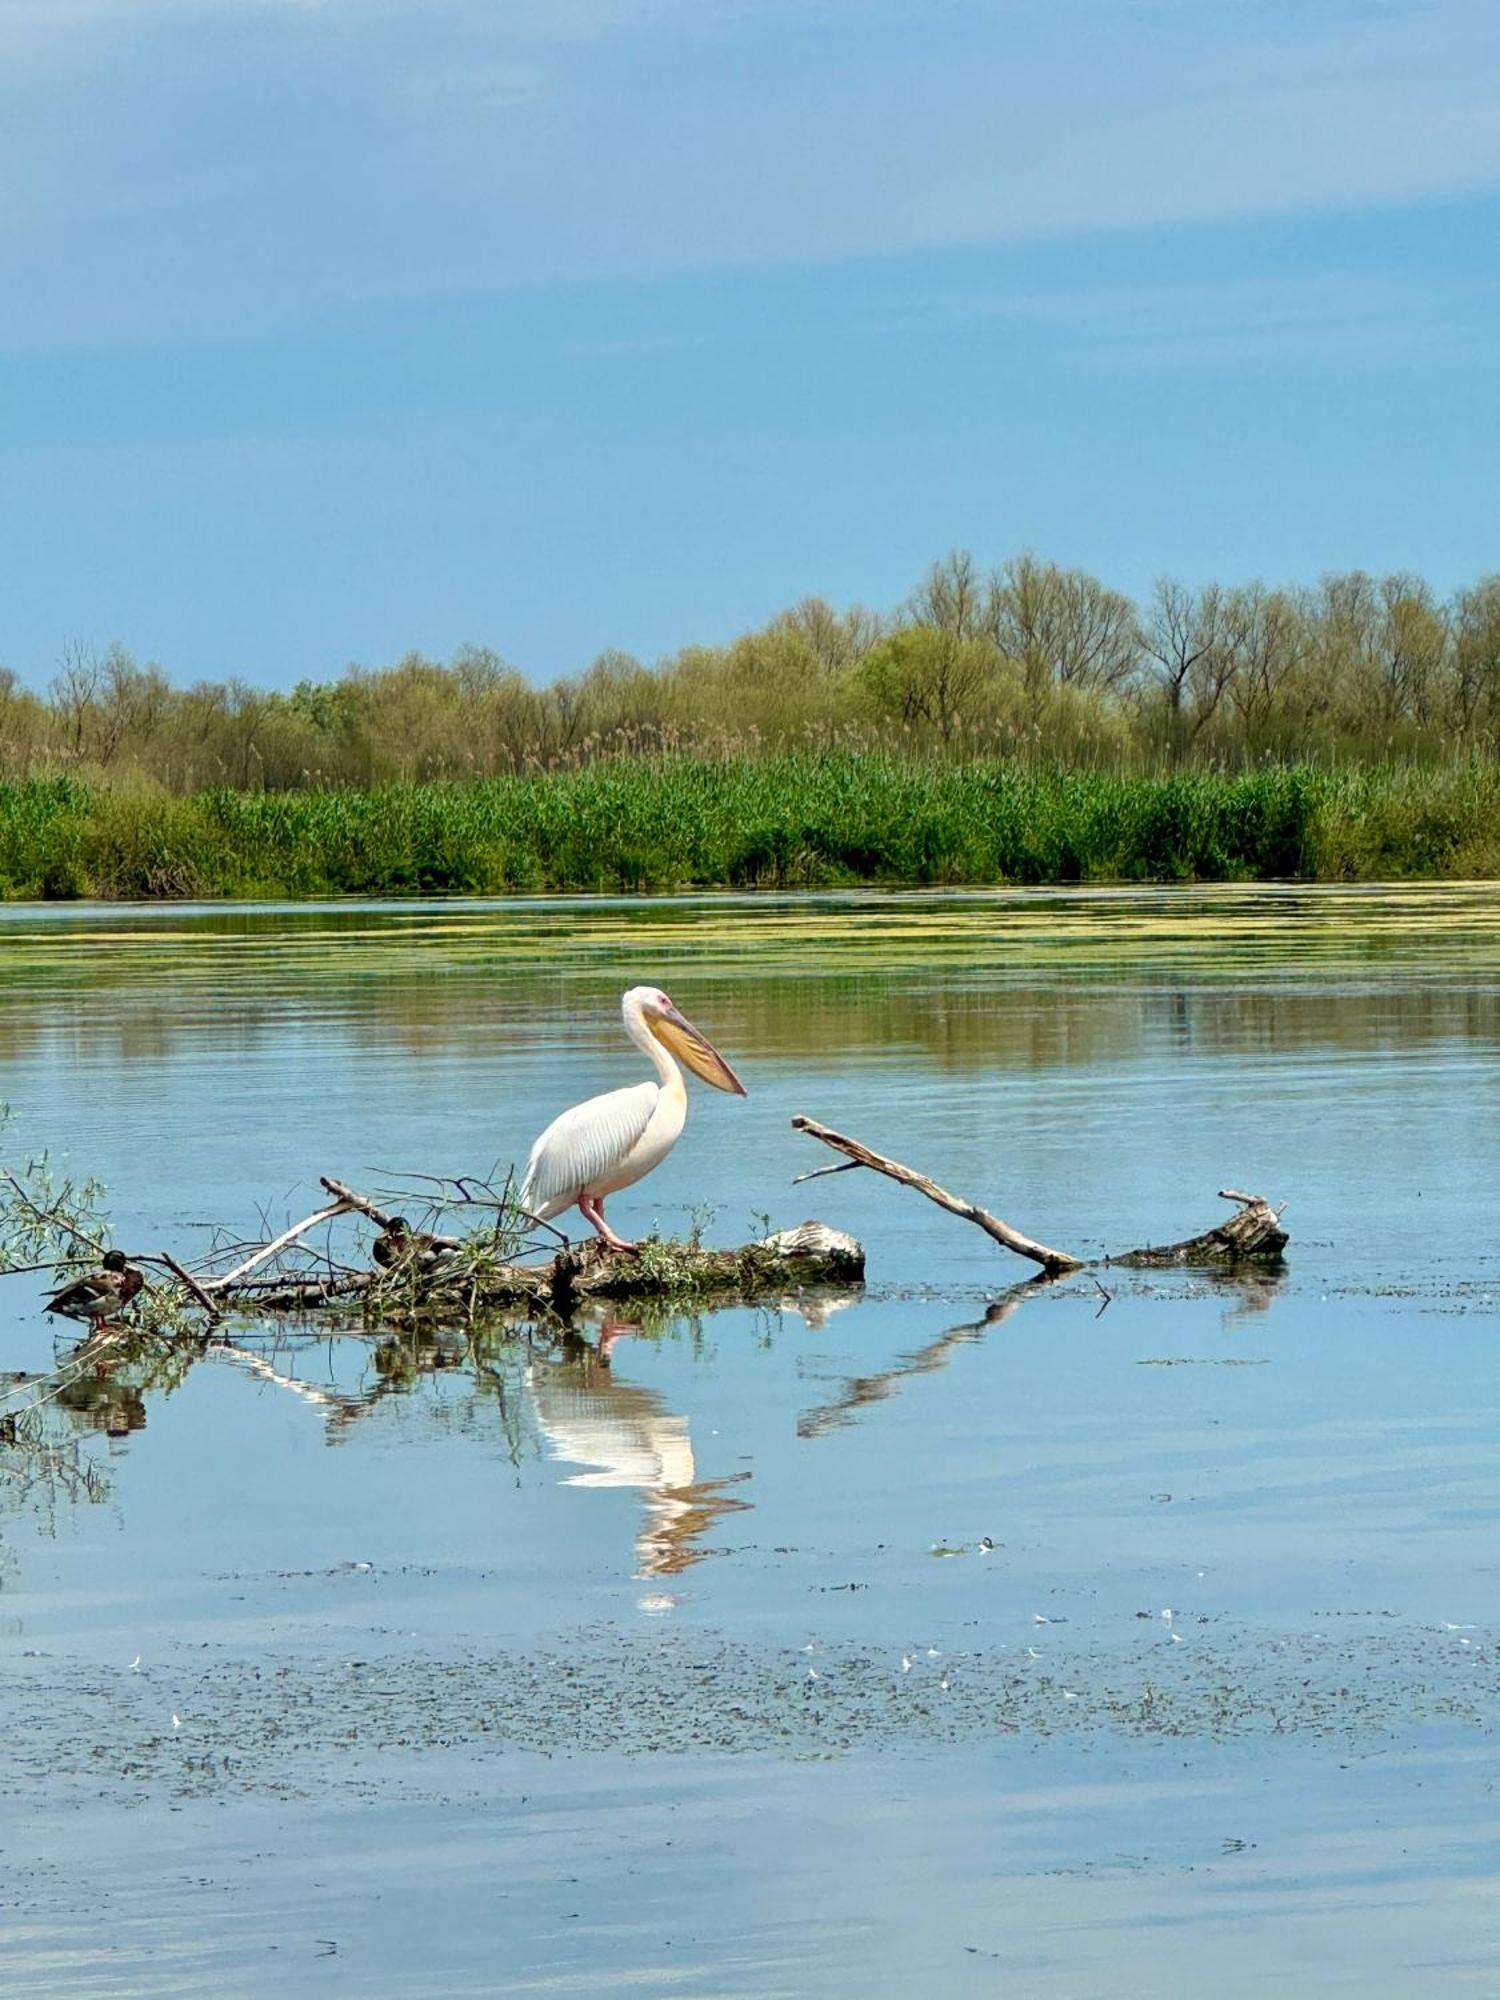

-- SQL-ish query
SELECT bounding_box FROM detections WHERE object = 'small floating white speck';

[806,1667,820,1682]
[1061,1689,1079,1702]
[127,1656,141,1673]
[1161,1608,1174,1624]
[901,1656,912,1673]
[171,1714,181,1730]
[1026,1647,1042,1661]
[1033,1614,1051,1625]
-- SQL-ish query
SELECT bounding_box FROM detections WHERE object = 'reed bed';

[0,757,1496,900]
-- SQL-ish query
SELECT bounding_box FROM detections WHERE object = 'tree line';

[5,552,1499,792]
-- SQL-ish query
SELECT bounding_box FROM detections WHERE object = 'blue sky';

[1,0,1497,688]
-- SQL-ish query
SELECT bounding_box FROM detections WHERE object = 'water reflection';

[1210,1267,1288,1325]
[1,890,1496,1084]
[797,1281,1048,1440]
[528,1327,751,1578]
[4,969,1497,1083]
[54,1363,147,1438]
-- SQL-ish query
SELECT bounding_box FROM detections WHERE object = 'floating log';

[544,1222,865,1316]
[1108,1190,1289,1268]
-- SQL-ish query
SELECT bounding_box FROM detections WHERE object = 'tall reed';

[0,757,1495,900]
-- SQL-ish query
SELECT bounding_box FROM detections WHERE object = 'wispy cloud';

[961,268,1500,370]
[0,0,1496,346]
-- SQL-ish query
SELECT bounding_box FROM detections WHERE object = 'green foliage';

[1,550,1499,894]
[0,755,1495,897]
[5,559,1500,798]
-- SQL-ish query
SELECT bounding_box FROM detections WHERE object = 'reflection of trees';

[527,1330,751,1577]
[9,914,1497,1080]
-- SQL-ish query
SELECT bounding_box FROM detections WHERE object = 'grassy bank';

[0,757,1497,900]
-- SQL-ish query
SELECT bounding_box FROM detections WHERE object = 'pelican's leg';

[578,1194,638,1254]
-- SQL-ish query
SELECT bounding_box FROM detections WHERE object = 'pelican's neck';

[624,995,683,1096]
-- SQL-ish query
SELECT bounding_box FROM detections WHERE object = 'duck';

[43,1250,145,1331]
[371,1216,455,1274]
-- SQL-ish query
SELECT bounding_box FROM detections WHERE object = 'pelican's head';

[625,985,748,1096]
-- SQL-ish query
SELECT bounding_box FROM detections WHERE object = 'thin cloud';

[0,0,1496,348]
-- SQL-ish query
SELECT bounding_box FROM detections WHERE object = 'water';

[1,885,1498,1994]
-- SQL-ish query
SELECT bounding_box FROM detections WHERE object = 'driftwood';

[210,1212,864,1320]
[790,1115,1083,1276]
[1107,1190,1289,1267]
[791,1117,1287,1276]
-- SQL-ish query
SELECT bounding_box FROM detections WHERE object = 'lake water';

[1,885,1498,1995]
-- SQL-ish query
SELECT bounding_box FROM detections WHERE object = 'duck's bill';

[656,1006,749,1096]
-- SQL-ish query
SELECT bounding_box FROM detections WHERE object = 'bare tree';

[989,553,1142,697]
[1451,577,1500,736]
[910,551,988,643]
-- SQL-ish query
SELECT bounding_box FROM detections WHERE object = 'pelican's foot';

[578,1195,638,1255]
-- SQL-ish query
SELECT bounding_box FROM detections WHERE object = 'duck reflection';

[527,1323,750,1579]
[55,1363,147,1438]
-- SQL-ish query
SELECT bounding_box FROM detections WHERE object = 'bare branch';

[158,1251,223,1321]
[319,1177,463,1248]
[202,1201,354,1291]
[790,1159,865,1187]
[790,1114,1083,1275]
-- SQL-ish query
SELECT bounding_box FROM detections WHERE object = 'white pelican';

[520,985,747,1250]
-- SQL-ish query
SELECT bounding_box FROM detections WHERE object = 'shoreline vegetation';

[3,553,1498,895]
[1,757,1496,899]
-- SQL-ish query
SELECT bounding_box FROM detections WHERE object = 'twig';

[1,1172,109,1257]
[319,1177,462,1248]
[158,1251,223,1322]
[0,1256,105,1280]
[203,1201,354,1291]
[790,1160,865,1187]
[790,1114,1083,1276]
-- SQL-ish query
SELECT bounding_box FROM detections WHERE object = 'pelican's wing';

[521,1081,659,1217]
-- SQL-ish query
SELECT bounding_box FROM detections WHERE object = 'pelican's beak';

[652,1003,749,1096]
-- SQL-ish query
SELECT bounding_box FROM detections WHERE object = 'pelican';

[520,986,747,1251]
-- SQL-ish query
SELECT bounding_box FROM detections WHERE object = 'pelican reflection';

[527,1325,750,1579]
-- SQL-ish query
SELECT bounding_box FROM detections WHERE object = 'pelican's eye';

[656,990,675,1011]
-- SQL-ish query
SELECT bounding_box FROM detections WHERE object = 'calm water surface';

[1,885,1498,1995]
